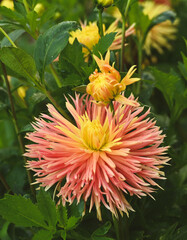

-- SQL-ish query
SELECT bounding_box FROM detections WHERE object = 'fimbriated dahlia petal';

[25,94,170,219]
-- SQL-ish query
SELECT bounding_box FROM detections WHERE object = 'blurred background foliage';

[0,0,187,239]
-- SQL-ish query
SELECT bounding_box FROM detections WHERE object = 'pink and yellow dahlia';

[87,51,140,105]
[69,21,134,58]
[25,94,169,220]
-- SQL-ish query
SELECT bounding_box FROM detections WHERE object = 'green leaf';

[148,10,176,33]
[61,230,67,240]
[0,6,25,24]
[28,92,46,108]
[57,202,68,228]
[34,21,78,79]
[6,165,26,194]
[60,74,83,87]
[150,67,179,109]
[0,194,48,228]
[72,85,87,93]
[66,216,80,231]
[37,188,57,228]
[1,29,25,47]
[59,39,85,75]
[32,230,53,240]
[93,33,117,57]
[92,222,112,237]
[19,123,34,134]
[0,47,37,84]
[159,223,178,240]
[150,67,187,121]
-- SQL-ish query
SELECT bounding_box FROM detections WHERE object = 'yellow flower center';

[80,116,108,151]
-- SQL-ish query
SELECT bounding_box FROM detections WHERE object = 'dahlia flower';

[141,1,178,55]
[25,94,169,220]
[69,21,134,58]
[87,51,140,105]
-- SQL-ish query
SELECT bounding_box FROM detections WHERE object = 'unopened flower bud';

[96,0,113,8]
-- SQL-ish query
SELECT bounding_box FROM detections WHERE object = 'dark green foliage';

[0,0,187,239]
[0,47,37,84]
[34,21,78,79]
[93,32,117,57]
[0,194,48,228]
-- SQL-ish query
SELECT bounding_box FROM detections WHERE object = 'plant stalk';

[136,41,143,95]
[120,0,132,72]
[98,8,104,37]
[0,172,13,194]
[120,15,126,72]
[23,0,30,14]
[112,215,120,240]
[0,27,17,48]
[49,64,62,88]
[1,62,36,200]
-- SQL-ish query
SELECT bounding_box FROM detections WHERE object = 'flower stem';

[0,27,17,48]
[120,15,126,72]
[136,41,143,95]
[98,8,104,37]
[1,62,36,200]
[0,172,13,194]
[49,64,62,88]
[120,0,132,72]
[23,0,30,14]
[112,215,120,240]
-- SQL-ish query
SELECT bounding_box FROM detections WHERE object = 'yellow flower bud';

[17,86,28,100]
[34,3,45,16]
[87,51,140,106]
[97,0,113,8]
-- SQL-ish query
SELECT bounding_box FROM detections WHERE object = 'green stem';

[23,0,30,14]
[120,0,132,72]
[120,15,126,72]
[1,62,36,200]
[112,215,120,240]
[44,89,73,123]
[0,172,13,194]
[49,64,62,88]
[98,8,104,37]
[0,27,17,48]
[136,41,143,95]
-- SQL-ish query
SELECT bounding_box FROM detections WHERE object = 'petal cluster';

[25,94,169,220]
[87,51,140,105]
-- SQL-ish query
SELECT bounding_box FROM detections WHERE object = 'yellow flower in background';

[87,51,140,105]
[34,3,45,16]
[69,22,100,57]
[0,0,14,9]
[69,21,135,58]
[142,1,178,55]
[17,86,28,100]
[97,0,114,8]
